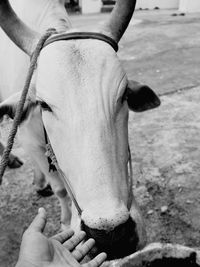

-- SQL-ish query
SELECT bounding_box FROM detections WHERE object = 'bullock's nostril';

[81,217,139,260]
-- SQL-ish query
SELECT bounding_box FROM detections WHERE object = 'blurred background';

[64,0,200,14]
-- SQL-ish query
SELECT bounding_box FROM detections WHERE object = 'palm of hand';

[19,231,81,267]
[16,208,107,267]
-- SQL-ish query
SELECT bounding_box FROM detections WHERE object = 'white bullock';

[0,0,160,259]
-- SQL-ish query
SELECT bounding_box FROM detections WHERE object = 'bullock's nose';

[81,217,139,260]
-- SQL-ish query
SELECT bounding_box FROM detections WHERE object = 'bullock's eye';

[121,88,128,103]
[39,101,53,112]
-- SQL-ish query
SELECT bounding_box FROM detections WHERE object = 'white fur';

[37,40,131,230]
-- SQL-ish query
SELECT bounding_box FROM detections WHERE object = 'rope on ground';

[0,28,56,184]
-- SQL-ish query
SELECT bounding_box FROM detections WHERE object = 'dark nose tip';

[81,217,139,260]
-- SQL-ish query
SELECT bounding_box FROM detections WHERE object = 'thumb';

[28,207,47,233]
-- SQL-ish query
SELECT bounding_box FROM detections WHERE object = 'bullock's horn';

[0,0,41,56]
[103,0,136,43]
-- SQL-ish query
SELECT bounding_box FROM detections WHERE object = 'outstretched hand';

[16,208,107,267]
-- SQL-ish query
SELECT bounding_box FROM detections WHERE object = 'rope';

[0,28,56,184]
[127,145,133,210]
[45,138,82,216]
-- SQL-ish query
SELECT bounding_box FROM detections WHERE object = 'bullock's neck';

[11,0,71,33]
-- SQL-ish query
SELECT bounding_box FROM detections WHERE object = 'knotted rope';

[0,28,56,184]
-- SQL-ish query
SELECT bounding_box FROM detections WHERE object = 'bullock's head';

[0,0,160,260]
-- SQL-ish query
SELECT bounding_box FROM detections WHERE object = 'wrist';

[15,260,38,267]
[15,261,26,267]
[16,261,29,267]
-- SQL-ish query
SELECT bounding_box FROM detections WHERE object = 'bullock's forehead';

[37,39,127,103]
[40,39,121,68]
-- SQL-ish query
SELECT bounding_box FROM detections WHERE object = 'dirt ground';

[1,9,200,267]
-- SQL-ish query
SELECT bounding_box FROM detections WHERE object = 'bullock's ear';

[126,80,161,112]
[0,92,36,122]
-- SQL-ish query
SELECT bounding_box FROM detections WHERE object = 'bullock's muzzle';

[81,217,139,260]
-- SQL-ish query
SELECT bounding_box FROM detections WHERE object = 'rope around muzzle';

[0,28,56,184]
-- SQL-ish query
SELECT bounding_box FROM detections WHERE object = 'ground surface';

[1,9,200,267]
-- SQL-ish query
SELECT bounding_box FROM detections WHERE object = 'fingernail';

[101,252,107,259]
[64,229,74,235]
[88,238,95,245]
[80,231,86,236]
[38,207,46,215]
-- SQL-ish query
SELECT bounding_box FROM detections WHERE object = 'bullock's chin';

[81,217,140,260]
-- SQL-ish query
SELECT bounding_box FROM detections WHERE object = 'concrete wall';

[136,0,179,10]
[80,0,102,13]
[179,0,200,13]
[135,0,200,13]
[80,0,200,14]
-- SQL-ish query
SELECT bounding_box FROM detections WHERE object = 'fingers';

[52,229,74,243]
[82,253,107,267]
[28,207,47,233]
[72,238,95,261]
[64,231,86,251]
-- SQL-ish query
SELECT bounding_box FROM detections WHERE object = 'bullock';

[0,0,160,260]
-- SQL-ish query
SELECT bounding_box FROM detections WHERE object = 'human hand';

[16,208,107,267]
